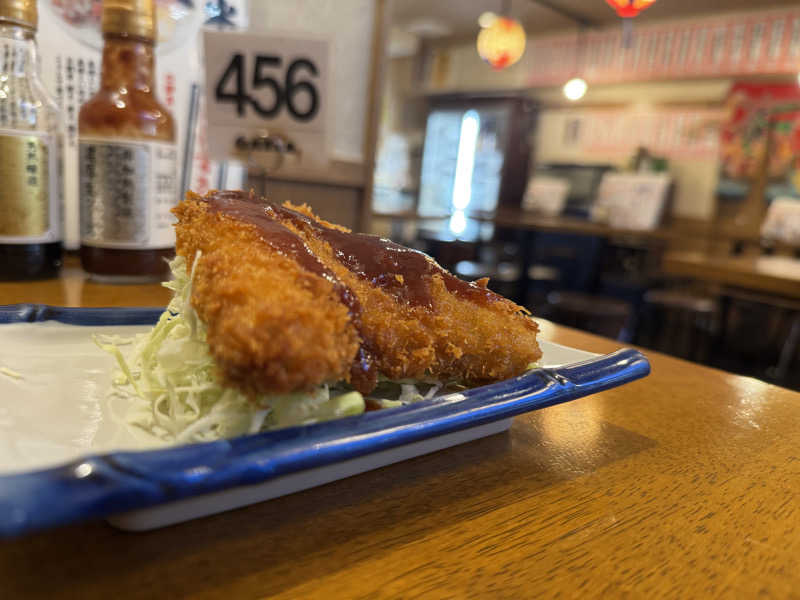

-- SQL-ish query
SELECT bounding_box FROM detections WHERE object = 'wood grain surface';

[0,256,172,308]
[2,269,800,599]
[663,251,800,300]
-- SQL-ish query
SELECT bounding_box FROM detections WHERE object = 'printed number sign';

[203,30,329,161]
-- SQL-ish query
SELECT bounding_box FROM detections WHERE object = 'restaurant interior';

[4,0,800,597]
[4,0,800,389]
[356,0,800,392]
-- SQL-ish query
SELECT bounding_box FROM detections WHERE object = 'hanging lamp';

[605,0,656,18]
[606,0,656,46]
[477,0,526,70]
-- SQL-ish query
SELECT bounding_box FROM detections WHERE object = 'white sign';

[592,173,672,230]
[203,30,330,165]
[762,196,800,245]
[522,176,570,216]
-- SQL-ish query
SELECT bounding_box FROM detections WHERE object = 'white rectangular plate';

[0,308,648,535]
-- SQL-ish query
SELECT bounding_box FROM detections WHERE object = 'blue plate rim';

[0,304,650,537]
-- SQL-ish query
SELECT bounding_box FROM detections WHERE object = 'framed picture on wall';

[718,83,800,205]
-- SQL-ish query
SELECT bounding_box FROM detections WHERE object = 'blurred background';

[38,0,800,390]
[249,0,800,391]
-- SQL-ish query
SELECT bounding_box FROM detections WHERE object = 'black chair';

[636,289,718,363]
[543,290,634,341]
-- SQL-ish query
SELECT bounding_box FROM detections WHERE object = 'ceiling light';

[563,77,588,101]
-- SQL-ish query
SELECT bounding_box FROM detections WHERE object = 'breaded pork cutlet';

[173,190,541,395]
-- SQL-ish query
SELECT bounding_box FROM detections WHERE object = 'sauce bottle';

[0,0,63,280]
[78,0,176,282]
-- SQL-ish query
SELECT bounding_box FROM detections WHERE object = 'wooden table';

[663,251,800,300]
[487,210,677,242]
[373,209,774,248]
[3,265,800,598]
[375,210,678,244]
[0,256,173,307]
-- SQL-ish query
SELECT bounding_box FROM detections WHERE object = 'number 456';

[215,54,319,121]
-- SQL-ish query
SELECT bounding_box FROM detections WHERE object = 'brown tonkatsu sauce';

[205,190,501,309]
[203,190,502,390]
[269,203,500,309]
[205,191,376,391]
[205,191,340,291]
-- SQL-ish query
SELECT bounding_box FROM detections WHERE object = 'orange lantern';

[477,16,526,70]
[605,0,656,18]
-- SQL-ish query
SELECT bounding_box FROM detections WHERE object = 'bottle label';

[0,129,61,244]
[79,137,177,249]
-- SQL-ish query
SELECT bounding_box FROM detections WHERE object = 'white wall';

[535,110,720,220]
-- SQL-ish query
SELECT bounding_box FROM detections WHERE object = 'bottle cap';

[0,0,37,30]
[102,0,156,41]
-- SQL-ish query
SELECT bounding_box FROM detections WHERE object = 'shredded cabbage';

[0,366,23,380]
[97,254,438,444]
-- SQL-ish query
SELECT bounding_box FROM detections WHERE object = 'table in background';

[663,250,800,384]
[374,210,776,308]
[3,272,800,598]
[663,251,800,300]
[373,209,775,248]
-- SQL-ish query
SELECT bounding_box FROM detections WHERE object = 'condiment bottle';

[78,0,176,282]
[0,0,63,280]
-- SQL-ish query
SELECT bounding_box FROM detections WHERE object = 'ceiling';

[391,0,800,39]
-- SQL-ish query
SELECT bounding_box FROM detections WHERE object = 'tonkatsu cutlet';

[173,190,541,395]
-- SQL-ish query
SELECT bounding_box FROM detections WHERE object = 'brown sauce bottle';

[78,0,176,282]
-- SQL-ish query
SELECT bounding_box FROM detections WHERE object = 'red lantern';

[605,0,656,18]
[477,16,526,70]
